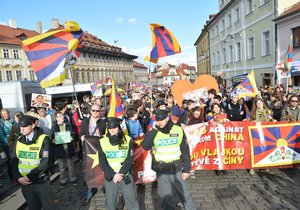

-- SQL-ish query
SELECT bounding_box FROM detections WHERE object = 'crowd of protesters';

[0,82,299,209]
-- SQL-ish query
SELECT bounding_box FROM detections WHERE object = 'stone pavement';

[5,161,300,210]
[50,162,300,210]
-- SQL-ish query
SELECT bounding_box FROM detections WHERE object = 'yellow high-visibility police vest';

[100,135,131,173]
[16,134,46,176]
[153,125,183,163]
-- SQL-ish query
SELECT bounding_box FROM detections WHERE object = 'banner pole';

[70,67,83,119]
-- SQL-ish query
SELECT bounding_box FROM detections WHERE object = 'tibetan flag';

[284,34,293,73]
[107,80,124,118]
[147,115,155,131]
[91,80,103,96]
[249,122,300,168]
[230,70,259,100]
[144,23,181,63]
[22,21,83,88]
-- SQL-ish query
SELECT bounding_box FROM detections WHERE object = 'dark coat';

[51,117,76,159]
[79,117,106,138]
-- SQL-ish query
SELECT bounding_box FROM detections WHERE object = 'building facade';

[133,61,148,83]
[0,20,38,82]
[194,15,215,76]
[0,18,138,87]
[155,63,196,86]
[275,1,300,86]
[207,0,276,87]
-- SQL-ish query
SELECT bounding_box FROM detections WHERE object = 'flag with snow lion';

[249,123,300,168]
[22,21,83,88]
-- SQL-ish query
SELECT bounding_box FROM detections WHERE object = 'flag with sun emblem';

[249,122,300,168]
[83,137,104,188]
[21,21,83,88]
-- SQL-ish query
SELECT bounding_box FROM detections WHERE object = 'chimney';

[51,18,59,29]
[36,21,43,34]
[8,19,17,29]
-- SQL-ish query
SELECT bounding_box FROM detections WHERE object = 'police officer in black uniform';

[11,115,54,210]
[142,110,196,210]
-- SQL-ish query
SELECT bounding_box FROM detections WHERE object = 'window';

[81,72,86,82]
[217,51,220,65]
[248,37,254,59]
[212,29,215,37]
[246,0,253,15]
[228,14,232,27]
[262,31,270,56]
[29,70,35,80]
[216,25,219,33]
[236,42,241,61]
[75,72,81,83]
[16,70,22,80]
[87,72,91,83]
[260,0,270,6]
[222,48,226,64]
[235,7,240,22]
[212,53,215,66]
[221,19,225,31]
[229,45,233,63]
[293,27,300,48]
[6,70,13,81]
[3,49,9,58]
[13,49,19,59]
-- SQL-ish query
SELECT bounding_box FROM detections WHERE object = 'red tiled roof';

[281,2,300,17]
[133,61,147,68]
[275,2,300,20]
[155,63,196,78]
[0,24,39,45]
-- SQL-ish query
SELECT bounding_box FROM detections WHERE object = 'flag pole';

[70,67,83,119]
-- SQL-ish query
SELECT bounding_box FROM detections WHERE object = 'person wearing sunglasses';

[280,94,300,122]
[80,104,106,204]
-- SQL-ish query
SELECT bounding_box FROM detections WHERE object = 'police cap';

[154,109,169,121]
[106,117,122,129]
[156,100,167,108]
[18,115,37,127]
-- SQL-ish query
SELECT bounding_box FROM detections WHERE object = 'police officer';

[98,117,139,210]
[11,115,54,210]
[142,110,196,210]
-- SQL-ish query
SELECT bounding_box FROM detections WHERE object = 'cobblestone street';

[49,163,300,210]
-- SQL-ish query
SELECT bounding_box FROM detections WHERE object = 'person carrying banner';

[80,104,106,203]
[142,109,196,210]
[11,115,54,210]
[249,98,275,175]
[98,117,139,210]
[207,103,229,176]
